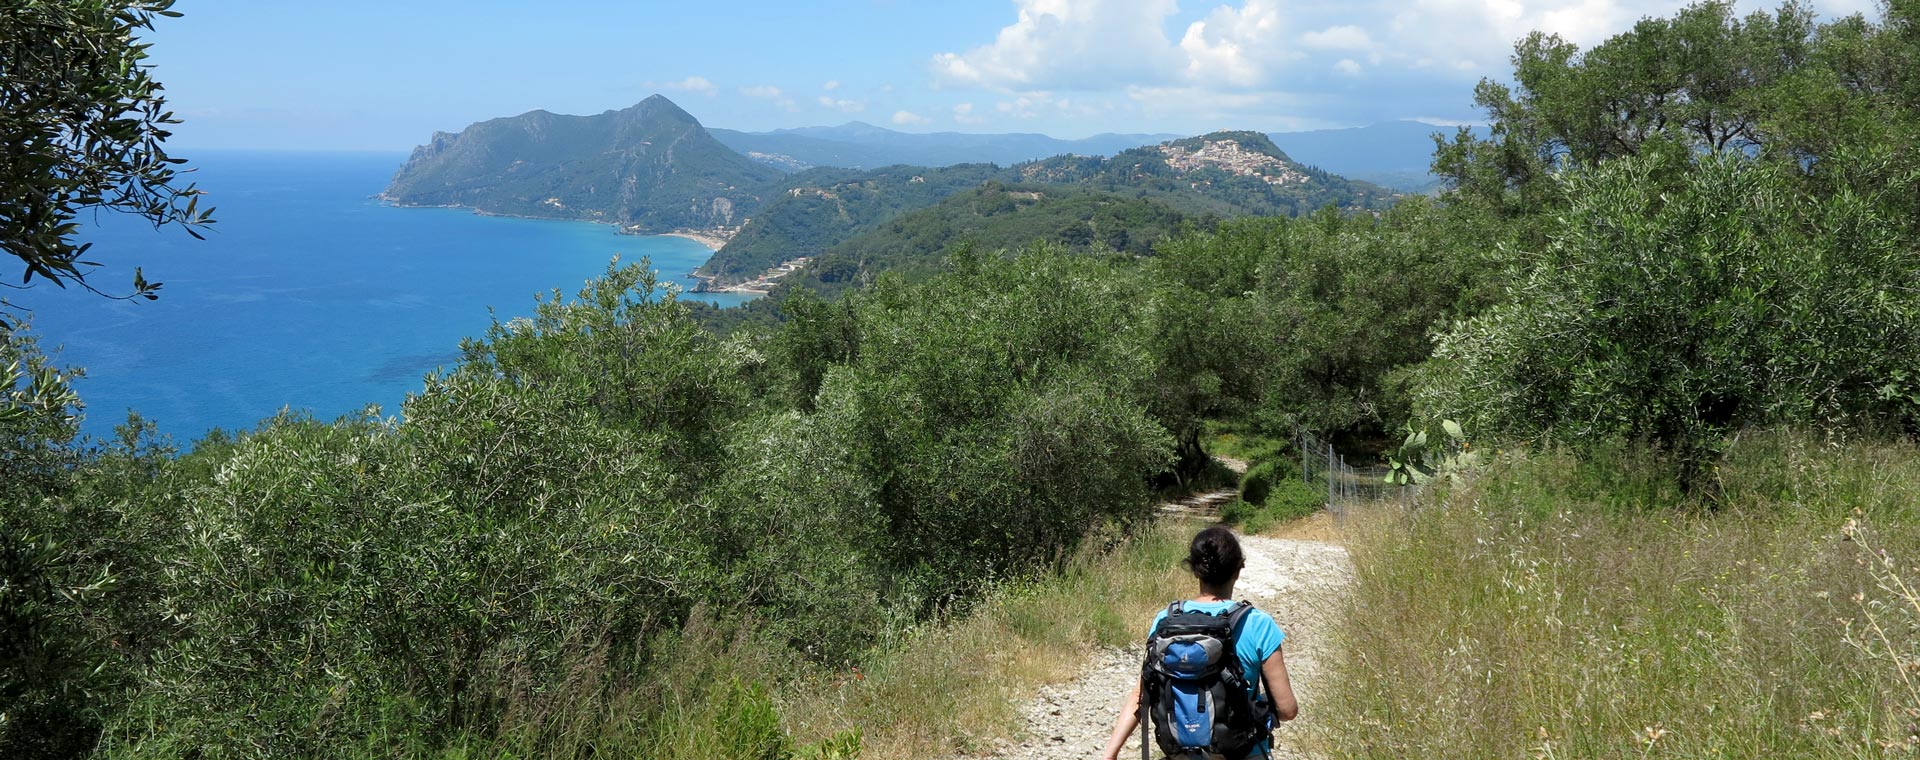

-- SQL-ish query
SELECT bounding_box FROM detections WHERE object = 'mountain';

[710,122,1182,171]
[1019,131,1395,216]
[703,131,1393,285]
[1266,121,1488,192]
[383,95,782,231]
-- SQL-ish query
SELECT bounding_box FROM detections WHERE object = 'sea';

[13,150,754,444]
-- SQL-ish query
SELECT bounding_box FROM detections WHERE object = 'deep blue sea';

[16,151,752,443]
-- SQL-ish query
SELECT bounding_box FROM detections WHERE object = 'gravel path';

[962,531,1354,760]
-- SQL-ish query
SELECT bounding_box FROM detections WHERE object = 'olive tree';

[1421,151,1920,489]
[1,0,211,301]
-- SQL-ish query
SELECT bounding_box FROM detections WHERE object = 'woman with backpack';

[1097,525,1298,760]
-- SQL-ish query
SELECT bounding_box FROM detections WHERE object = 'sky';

[151,0,1883,151]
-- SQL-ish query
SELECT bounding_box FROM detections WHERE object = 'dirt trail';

[965,524,1354,760]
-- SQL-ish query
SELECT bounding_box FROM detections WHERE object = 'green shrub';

[1421,152,1920,488]
[823,246,1174,606]
[1240,461,1274,505]
[1236,458,1302,506]
[1223,478,1322,533]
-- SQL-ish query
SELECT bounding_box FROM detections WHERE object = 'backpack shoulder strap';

[1148,600,1184,639]
[1223,600,1261,697]
[1223,599,1256,638]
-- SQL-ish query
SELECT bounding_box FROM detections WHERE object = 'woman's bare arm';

[1097,680,1142,760]
[1263,647,1298,721]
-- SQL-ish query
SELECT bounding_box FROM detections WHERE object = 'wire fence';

[1296,430,1412,520]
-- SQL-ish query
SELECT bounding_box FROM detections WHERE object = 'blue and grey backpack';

[1138,600,1273,760]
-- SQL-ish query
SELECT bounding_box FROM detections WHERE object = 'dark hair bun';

[1185,525,1245,587]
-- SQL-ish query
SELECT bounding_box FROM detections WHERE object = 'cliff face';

[383,95,782,232]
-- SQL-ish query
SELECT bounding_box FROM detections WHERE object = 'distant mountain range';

[384,96,1404,290]
[1268,121,1486,192]
[713,119,1485,192]
[709,124,1183,174]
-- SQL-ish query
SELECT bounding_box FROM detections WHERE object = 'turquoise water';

[15,150,751,442]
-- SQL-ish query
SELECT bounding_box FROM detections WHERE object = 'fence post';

[1326,442,1336,513]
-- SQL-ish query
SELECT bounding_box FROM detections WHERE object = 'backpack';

[1138,600,1273,760]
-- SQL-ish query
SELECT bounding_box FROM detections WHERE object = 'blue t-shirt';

[1149,600,1285,743]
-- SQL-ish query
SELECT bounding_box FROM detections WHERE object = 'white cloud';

[1126,84,1328,130]
[932,0,1183,91]
[1179,0,1300,88]
[818,96,865,113]
[1301,25,1376,52]
[1806,0,1877,14]
[995,91,1066,119]
[891,110,932,126]
[1411,115,1488,127]
[741,84,798,110]
[936,0,1882,130]
[823,80,841,91]
[663,76,716,95]
[953,102,985,125]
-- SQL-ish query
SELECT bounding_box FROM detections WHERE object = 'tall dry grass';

[780,521,1195,757]
[1317,434,1920,758]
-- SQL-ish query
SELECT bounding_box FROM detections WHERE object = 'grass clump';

[1319,434,1920,758]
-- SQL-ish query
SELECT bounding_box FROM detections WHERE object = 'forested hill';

[783,184,1202,296]
[702,130,1393,284]
[382,95,781,232]
[1022,131,1395,216]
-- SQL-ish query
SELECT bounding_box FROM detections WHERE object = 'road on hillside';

[956,525,1355,760]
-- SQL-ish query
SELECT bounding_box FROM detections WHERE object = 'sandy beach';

[661,230,730,251]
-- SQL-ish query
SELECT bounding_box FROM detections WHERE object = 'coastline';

[660,230,729,252]
[377,195,768,297]
[378,197,737,250]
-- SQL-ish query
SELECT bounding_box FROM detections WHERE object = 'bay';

[13,150,752,443]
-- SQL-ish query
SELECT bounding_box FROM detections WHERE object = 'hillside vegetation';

[788,184,1202,297]
[6,1,1920,758]
[695,162,1008,282]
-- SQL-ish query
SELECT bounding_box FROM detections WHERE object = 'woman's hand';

[1098,681,1143,760]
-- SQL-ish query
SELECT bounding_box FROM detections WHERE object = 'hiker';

[1098,525,1297,760]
